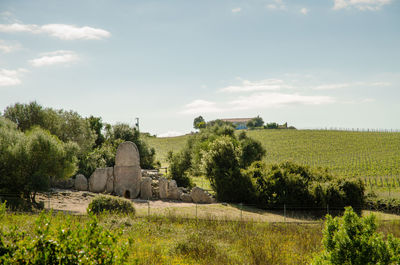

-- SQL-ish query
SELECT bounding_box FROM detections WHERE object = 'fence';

[2,192,400,223]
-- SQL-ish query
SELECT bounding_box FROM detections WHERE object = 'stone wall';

[85,141,214,203]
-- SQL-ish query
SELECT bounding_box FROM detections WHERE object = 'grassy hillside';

[144,130,400,180]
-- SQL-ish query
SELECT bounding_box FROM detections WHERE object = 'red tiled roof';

[220,118,253,123]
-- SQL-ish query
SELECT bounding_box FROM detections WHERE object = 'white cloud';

[229,92,335,110]
[300,8,309,15]
[313,81,391,90]
[29,50,79,67]
[181,99,223,115]
[157,131,186,138]
[220,78,292,93]
[0,23,110,40]
[232,7,241,13]
[0,40,21,53]
[267,0,286,10]
[0,68,26,86]
[333,0,392,10]
[314,83,351,90]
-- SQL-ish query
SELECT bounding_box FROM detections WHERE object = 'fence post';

[48,191,50,209]
[195,203,198,220]
[240,203,243,222]
[284,204,286,222]
[327,204,329,215]
[147,201,150,217]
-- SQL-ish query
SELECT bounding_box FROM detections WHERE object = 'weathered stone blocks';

[140,177,152,199]
[159,178,168,199]
[89,167,113,193]
[74,174,88,191]
[190,187,213,204]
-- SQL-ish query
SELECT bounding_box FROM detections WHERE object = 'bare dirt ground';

[37,189,400,223]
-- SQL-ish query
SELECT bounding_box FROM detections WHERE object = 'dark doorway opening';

[124,190,130,199]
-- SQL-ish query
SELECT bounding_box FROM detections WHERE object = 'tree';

[0,121,78,208]
[193,116,206,129]
[252,115,264,127]
[167,149,193,188]
[3,102,96,157]
[3,101,45,131]
[108,123,158,169]
[87,116,105,148]
[239,132,266,168]
[202,136,256,203]
[313,207,400,264]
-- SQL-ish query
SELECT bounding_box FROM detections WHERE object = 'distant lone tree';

[193,116,206,129]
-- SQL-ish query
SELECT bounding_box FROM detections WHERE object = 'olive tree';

[0,119,78,208]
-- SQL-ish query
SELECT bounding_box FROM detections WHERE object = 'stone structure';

[167,180,180,200]
[89,167,113,193]
[190,187,213,204]
[140,177,152,199]
[106,175,114,193]
[159,177,168,199]
[74,174,88,191]
[113,142,142,198]
[180,193,192,203]
[85,141,214,204]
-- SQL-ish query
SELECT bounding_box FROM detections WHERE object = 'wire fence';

[2,192,399,224]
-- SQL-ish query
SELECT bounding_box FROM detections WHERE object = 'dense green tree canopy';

[0,118,78,208]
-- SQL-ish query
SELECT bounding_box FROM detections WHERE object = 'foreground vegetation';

[1,206,400,264]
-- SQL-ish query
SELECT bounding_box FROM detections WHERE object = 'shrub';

[167,149,193,188]
[246,161,365,211]
[312,207,400,264]
[202,136,256,203]
[0,211,130,264]
[87,195,136,215]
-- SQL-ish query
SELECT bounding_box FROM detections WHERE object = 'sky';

[0,0,399,137]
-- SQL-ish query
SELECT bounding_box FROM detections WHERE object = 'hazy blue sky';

[0,0,399,136]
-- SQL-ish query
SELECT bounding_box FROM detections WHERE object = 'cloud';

[29,50,79,67]
[333,0,392,11]
[313,81,391,90]
[300,8,309,15]
[220,78,292,93]
[232,7,241,13]
[0,40,21,53]
[0,68,26,86]
[229,92,335,110]
[314,83,351,90]
[0,23,110,40]
[181,99,223,115]
[267,0,286,10]
[157,131,186,138]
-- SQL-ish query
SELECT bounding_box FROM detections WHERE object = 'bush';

[87,195,136,215]
[0,211,130,264]
[246,161,365,211]
[0,121,78,209]
[202,136,256,203]
[312,207,400,264]
[167,149,193,188]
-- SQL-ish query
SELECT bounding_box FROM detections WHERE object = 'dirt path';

[37,189,400,223]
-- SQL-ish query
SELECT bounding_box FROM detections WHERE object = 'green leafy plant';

[0,211,130,264]
[87,195,136,215]
[312,207,400,264]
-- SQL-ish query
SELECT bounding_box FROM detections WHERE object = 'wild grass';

[2,210,400,264]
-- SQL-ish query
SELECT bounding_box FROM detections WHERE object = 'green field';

[144,129,400,182]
